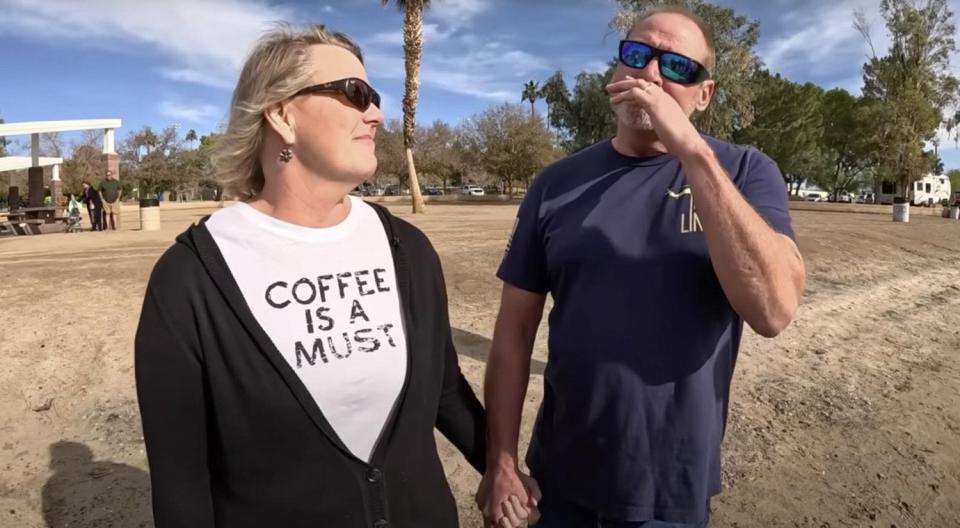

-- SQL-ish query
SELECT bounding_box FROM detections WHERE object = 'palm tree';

[185,129,198,149]
[538,72,570,144]
[382,0,429,214]
[521,80,539,119]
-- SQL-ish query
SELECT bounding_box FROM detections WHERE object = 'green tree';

[119,125,183,198]
[382,0,430,213]
[814,89,876,199]
[196,133,224,200]
[374,119,407,191]
[460,103,558,198]
[417,120,462,192]
[855,0,958,197]
[947,169,960,194]
[611,0,762,139]
[61,131,106,196]
[735,71,825,196]
[561,65,618,152]
[521,80,540,118]
[0,115,9,157]
[539,71,572,142]
[185,129,198,149]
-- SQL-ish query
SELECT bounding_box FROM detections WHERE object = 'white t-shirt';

[206,196,408,462]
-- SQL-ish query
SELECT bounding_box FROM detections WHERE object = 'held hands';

[606,75,705,160]
[476,465,542,527]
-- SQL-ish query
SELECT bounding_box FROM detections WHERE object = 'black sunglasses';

[618,40,710,85]
[293,77,381,110]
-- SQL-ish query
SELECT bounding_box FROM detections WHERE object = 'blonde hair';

[213,23,363,198]
[627,6,716,72]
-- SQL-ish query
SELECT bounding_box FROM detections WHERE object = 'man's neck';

[611,126,669,158]
[249,166,354,228]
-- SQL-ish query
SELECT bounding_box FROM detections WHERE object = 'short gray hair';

[626,5,716,72]
[213,23,363,198]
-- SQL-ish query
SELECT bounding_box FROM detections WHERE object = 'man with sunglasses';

[478,6,805,528]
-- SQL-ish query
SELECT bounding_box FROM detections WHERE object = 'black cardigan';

[135,204,486,528]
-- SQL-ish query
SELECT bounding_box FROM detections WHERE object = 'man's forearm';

[680,143,805,337]
[484,322,536,469]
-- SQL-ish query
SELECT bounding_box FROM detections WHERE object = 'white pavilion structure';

[0,119,122,218]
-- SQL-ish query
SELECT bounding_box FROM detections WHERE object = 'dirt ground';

[0,202,958,528]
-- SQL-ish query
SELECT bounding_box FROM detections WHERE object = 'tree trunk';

[403,3,426,214]
[406,148,425,212]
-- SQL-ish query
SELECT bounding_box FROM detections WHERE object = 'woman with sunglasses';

[135,24,536,528]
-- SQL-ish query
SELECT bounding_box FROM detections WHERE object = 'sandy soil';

[0,202,958,527]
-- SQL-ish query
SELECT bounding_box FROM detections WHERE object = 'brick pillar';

[28,167,44,207]
[51,179,64,218]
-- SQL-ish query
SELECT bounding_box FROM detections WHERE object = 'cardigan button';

[367,468,382,483]
[373,520,389,528]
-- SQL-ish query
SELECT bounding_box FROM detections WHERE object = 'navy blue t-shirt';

[497,137,794,523]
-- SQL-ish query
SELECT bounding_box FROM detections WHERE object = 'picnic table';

[1,207,62,236]
[9,206,57,221]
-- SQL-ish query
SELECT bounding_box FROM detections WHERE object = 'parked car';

[422,187,444,196]
[459,185,485,196]
[384,185,410,196]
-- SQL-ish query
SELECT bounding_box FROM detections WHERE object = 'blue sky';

[1,0,958,169]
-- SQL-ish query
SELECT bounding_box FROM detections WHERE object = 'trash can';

[892,197,910,223]
[951,205,960,220]
[139,198,161,231]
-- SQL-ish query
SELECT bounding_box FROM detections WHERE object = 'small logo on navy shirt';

[666,186,703,234]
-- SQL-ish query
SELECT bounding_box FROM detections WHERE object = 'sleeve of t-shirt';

[496,176,550,293]
[741,152,796,240]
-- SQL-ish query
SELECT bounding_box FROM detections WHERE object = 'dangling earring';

[279,147,293,163]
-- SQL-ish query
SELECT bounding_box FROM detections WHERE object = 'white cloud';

[365,39,549,101]
[583,60,611,74]
[933,126,960,152]
[428,0,492,28]
[369,23,451,46]
[759,0,875,76]
[0,0,292,89]
[158,68,236,90]
[365,0,549,104]
[158,101,222,124]
[759,0,960,86]
[370,31,404,46]
[321,4,334,13]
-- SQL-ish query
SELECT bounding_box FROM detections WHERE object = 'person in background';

[99,170,122,230]
[79,181,102,231]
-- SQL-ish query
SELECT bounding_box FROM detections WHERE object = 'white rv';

[911,174,951,207]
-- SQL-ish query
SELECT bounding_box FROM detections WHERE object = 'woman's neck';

[247,170,354,228]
